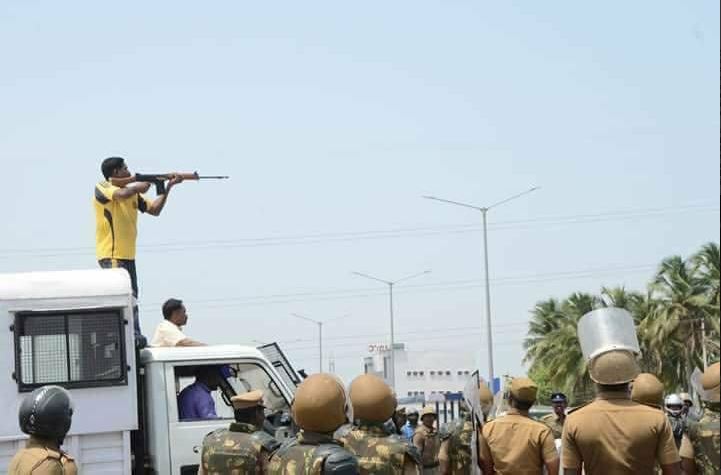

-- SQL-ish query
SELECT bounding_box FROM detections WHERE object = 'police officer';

[561,308,681,475]
[631,373,665,408]
[540,392,568,440]
[665,394,686,448]
[200,390,280,474]
[338,374,421,475]
[268,373,359,474]
[479,377,559,474]
[439,383,493,475]
[413,407,441,474]
[393,407,408,436]
[9,385,77,475]
[403,409,420,441]
[680,361,720,475]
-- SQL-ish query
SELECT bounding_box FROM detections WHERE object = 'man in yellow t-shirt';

[94,156,183,343]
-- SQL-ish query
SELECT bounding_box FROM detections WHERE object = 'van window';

[13,309,127,391]
[175,362,290,422]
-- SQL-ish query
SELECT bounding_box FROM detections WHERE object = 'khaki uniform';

[479,408,557,474]
[8,436,77,475]
[562,391,680,474]
[438,416,474,475]
[413,425,440,474]
[201,422,279,474]
[339,423,421,475]
[679,403,720,475]
[540,413,565,440]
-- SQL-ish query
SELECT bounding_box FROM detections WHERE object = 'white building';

[363,343,477,421]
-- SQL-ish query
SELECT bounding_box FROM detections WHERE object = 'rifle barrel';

[196,175,230,179]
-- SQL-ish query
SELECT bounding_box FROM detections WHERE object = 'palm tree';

[643,256,709,389]
[523,243,720,396]
[691,242,721,364]
[524,293,598,401]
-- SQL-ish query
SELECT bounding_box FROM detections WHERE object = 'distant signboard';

[368,343,391,353]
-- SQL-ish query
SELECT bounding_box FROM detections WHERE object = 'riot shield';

[463,371,483,475]
[690,366,714,402]
[578,307,640,361]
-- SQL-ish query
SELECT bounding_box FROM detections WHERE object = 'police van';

[0,269,300,474]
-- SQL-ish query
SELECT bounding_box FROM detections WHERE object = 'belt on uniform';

[423,462,440,468]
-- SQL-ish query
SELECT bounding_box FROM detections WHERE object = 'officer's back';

[267,373,358,475]
[480,378,559,475]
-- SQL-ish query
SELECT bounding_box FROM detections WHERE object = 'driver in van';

[178,366,224,420]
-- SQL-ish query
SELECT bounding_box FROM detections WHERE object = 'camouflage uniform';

[438,415,473,475]
[680,402,721,474]
[339,423,421,475]
[8,436,77,475]
[201,422,280,475]
[267,430,358,474]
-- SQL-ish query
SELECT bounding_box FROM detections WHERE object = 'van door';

[166,359,292,474]
[257,343,302,393]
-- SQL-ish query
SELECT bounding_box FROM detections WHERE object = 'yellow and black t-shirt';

[94,181,152,260]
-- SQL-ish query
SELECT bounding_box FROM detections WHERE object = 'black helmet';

[19,385,74,440]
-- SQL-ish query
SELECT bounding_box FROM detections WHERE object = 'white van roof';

[0,269,131,301]
[140,344,268,364]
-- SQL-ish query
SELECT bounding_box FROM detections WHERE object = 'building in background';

[363,342,480,423]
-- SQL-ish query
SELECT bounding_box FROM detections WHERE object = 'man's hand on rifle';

[166,173,184,191]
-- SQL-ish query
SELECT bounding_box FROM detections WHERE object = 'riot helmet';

[291,373,351,433]
[19,385,74,441]
[348,374,396,423]
[665,394,684,417]
[631,373,664,407]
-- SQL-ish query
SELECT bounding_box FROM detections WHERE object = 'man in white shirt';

[151,298,205,347]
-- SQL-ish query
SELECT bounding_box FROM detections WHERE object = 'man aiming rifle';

[93,156,227,345]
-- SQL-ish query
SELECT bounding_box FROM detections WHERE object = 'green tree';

[523,243,720,394]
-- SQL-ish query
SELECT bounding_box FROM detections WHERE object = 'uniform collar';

[597,390,631,401]
[229,422,260,433]
[26,436,61,452]
[354,423,389,436]
[297,430,340,446]
[506,408,531,417]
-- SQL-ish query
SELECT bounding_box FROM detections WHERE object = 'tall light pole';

[291,313,349,373]
[351,270,431,390]
[423,186,540,387]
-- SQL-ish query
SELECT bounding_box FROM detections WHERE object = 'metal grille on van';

[13,309,128,391]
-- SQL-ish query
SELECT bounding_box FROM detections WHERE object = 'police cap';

[510,377,538,404]
[550,392,568,404]
[231,390,265,410]
[631,373,664,407]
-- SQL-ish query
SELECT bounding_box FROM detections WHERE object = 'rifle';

[110,172,229,194]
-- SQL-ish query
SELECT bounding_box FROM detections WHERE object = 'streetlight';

[291,313,349,373]
[423,186,540,387]
[350,270,431,390]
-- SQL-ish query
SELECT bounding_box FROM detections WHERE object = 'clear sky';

[1,1,719,385]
